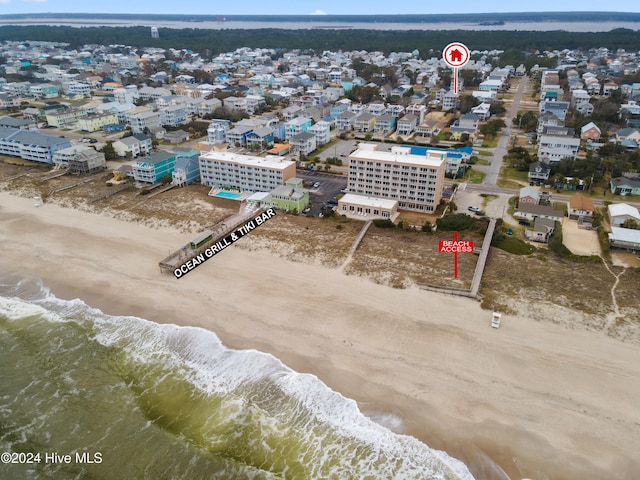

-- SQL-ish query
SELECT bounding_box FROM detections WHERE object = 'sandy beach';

[1,190,639,480]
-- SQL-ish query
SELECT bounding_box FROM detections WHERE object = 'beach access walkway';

[159,202,264,274]
[340,220,372,271]
[470,218,496,297]
[419,217,496,299]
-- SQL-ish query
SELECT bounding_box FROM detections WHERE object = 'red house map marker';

[443,42,470,94]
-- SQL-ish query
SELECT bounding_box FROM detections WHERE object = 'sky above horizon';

[0,0,639,15]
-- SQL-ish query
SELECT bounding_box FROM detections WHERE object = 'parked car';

[468,206,481,213]
[313,182,320,189]
[340,188,348,194]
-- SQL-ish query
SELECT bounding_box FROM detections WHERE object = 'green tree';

[512,111,537,132]
[622,219,640,230]
[459,94,481,114]
[480,119,506,137]
[489,101,506,116]
[100,141,117,160]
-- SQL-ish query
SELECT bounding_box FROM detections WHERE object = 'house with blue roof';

[172,147,200,186]
[0,127,72,164]
[246,126,275,150]
[284,117,312,140]
[133,150,176,184]
[330,103,349,119]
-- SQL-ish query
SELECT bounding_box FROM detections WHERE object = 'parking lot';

[295,170,348,216]
[453,186,513,222]
[314,140,358,162]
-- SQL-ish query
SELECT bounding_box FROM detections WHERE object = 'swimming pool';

[215,191,242,199]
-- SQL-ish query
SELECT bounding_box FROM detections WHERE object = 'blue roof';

[13,130,71,148]
[408,145,473,158]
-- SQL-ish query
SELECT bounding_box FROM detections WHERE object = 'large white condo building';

[347,144,446,213]
[199,151,296,193]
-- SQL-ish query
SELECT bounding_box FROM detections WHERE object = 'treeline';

[2,25,640,58]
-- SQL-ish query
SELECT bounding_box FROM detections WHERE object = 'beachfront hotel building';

[346,143,445,213]
[338,193,399,221]
[199,151,296,193]
[0,127,72,164]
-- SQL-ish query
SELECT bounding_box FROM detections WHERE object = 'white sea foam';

[1,286,478,480]
[0,296,47,320]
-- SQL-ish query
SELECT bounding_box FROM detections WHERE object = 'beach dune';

[1,191,639,480]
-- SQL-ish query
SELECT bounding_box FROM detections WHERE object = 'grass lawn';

[501,167,529,183]
[481,137,498,148]
[465,168,486,184]
[492,234,537,255]
[497,178,524,189]
[475,150,493,157]
[475,158,490,166]
[397,211,438,227]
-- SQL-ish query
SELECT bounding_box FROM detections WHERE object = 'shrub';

[436,213,476,231]
[320,207,335,218]
[492,234,536,255]
[373,219,396,228]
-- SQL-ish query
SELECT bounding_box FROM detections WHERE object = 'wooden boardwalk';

[340,220,372,271]
[87,184,133,204]
[470,218,497,297]
[159,203,265,274]
[418,217,496,299]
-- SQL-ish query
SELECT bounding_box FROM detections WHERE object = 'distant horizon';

[1,11,640,17]
[0,0,638,16]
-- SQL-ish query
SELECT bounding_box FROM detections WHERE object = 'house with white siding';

[396,114,417,136]
[537,134,580,164]
[0,127,72,164]
[309,120,331,146]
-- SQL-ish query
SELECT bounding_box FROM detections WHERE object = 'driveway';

[561,217,601,256]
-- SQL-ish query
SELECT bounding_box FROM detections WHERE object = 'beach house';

[171,147,200,186]
[608,203,640,227]
[268,178,309,213]
[133,150,176,184]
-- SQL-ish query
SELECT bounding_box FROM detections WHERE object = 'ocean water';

[1,17,639,32]
[0,275,475,480]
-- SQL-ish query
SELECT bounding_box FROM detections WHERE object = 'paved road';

[483,75,529,186]
[464,183,640,211]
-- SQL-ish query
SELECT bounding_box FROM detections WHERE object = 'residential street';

[482,75,529,186]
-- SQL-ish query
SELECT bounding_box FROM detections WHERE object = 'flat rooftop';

[339,193,398,209]
[200,151,295,171]
[349,144,445,168]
